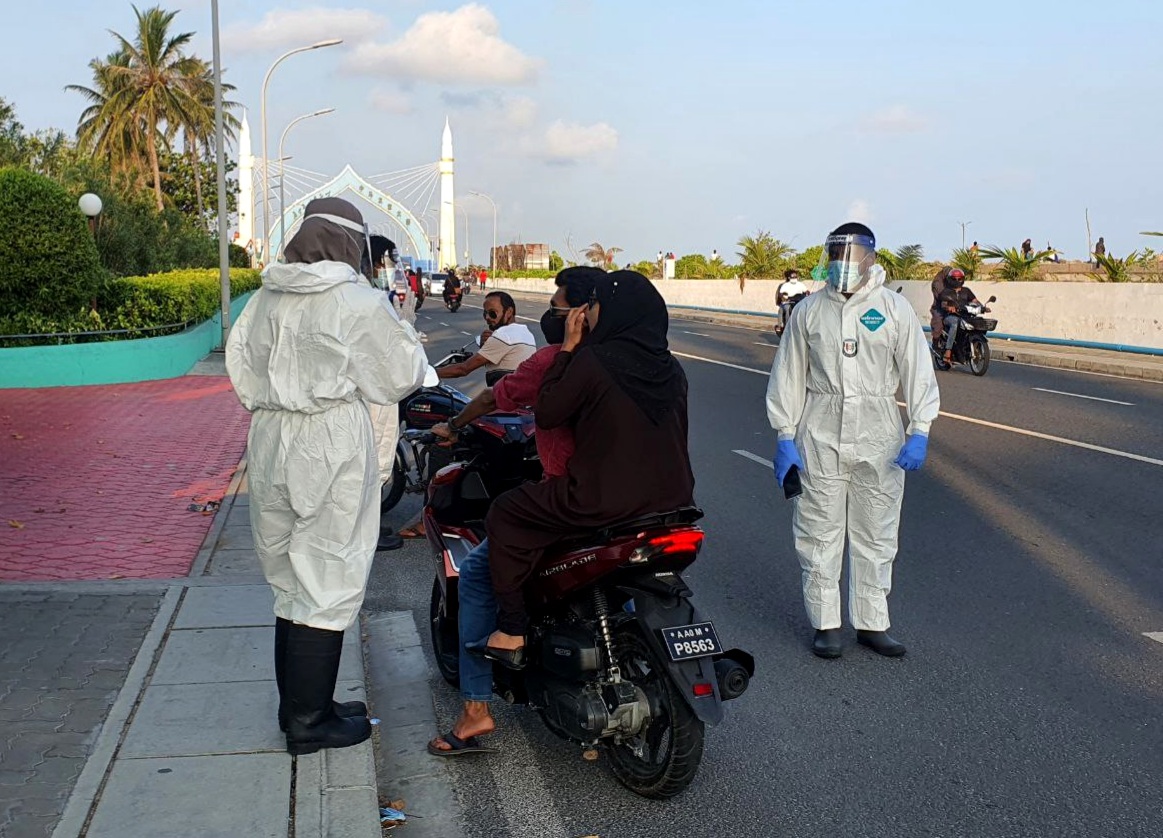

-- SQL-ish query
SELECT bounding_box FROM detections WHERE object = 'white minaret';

[238,111,255,262]
[438,117,457,269]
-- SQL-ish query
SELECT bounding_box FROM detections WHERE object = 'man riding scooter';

[936,270,989,366]
[776,268,809,335]
[929,267,957,344]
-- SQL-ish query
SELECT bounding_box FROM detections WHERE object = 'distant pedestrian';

[1094,236,1106,264]
[478,267,487,290]
[969,241,979,254]
[1021,238,1033,259]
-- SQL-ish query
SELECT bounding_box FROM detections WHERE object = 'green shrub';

[101,268,261,331]
[0,166,106,320]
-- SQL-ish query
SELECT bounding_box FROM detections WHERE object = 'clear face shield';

[818,232,877,293]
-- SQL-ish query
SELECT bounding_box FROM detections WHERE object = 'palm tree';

[170,57,240,225]
[68,51,150,188]
[69,6,202,211]
[736,230,793,278]
[585,242,622,270]
[950,247,983,280]
[979,245,1053,281]
[1094,251,1145,282]
[877,244,925,281]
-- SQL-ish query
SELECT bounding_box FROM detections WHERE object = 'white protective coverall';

[227,261,427,630]
[765,265,940,631]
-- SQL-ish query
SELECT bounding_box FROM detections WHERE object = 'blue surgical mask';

[827,261,864,292]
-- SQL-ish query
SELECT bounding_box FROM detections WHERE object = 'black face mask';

[540,308,565,345]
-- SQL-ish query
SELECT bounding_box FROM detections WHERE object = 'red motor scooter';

[410,417,754,799]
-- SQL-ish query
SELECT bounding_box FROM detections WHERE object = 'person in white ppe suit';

[766,222,939,660]
[227,197,428,754]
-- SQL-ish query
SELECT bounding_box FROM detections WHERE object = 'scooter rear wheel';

[605,626,704,799]
[429,578,460,687]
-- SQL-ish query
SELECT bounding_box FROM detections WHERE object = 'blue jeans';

[457,538,496,702]
[943,315,961,351]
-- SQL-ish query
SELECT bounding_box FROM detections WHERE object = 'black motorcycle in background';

[932,295,998,375]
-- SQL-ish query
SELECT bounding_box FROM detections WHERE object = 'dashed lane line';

[732,449,771,468]
[1033,387,1134,406]
[673,349,1163,469]
[682,330,712,337]
[1144,632,1163,645]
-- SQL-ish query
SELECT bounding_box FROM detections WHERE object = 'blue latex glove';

[894,433,929,471]
[773,439,805,487]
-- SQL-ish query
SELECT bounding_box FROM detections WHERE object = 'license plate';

[660,622,722,661]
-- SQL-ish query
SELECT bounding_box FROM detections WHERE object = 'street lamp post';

[210,0,231,348]
[277,108,334,259]
[457,204,471,263]
[469,191,497,274]
[958,220,973,250]
[260,38,342,263]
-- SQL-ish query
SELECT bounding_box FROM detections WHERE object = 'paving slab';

[118,681,284,758]
[172,584,274,629]
[84,753,290,838]
[204,547,263,575]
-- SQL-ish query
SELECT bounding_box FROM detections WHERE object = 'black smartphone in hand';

[783,465,802,499]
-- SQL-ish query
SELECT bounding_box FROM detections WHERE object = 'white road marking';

[754,341,776,348]
[1032,387,1134,406]
[439,321,450,327]
[673,351,770,376]
[682,330,712,337]
[1144,632,1163,645]
[732,449,771,467]
[461,331,473,336]
[672,349,1163,468]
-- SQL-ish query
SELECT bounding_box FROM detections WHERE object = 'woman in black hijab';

[480,271,695,664]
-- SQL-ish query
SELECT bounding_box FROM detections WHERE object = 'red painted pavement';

[0,377,250,581]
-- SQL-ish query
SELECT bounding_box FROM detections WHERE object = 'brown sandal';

[398,523,426,538]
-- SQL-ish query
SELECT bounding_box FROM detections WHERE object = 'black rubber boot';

[856,630,907,657]
[282,623,371,754]
[275,618,367,732]
[376,529,404,551]
[812,628,843,659]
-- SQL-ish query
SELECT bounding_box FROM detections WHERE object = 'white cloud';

[846,199,872,223]
[369,89,414,115]
[223,7,387,54]
[860,105,928,134]
[525,120,619,164]
[501,96,538,129]
[343,3,541,85]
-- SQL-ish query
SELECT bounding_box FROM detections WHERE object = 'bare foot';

[429,701,495,752]
[487,630,524,651]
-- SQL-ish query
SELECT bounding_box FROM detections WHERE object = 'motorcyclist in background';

[936,271,989,366]
[929,267,958,344]
[442,267,462,304]
[776,268,809,335]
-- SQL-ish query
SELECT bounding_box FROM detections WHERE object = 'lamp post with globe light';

[78,193,103,236]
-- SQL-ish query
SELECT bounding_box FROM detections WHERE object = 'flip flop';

[427,730,497,758]
[398,523,426,539]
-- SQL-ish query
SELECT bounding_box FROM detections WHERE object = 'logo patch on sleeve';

[859,309,886,332]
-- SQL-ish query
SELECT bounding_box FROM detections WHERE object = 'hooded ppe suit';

[227,259,427,631]
[765,264,939,631]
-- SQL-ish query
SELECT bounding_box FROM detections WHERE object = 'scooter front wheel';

[429,578,460,687]
[969,335,991,376]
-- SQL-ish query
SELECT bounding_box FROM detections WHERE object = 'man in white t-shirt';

[437,291,536,380]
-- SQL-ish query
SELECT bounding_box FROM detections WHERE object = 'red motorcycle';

[411,417,753,799]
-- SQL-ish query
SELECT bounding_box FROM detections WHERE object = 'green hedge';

[0,268,260,343]
[101,268,261,331]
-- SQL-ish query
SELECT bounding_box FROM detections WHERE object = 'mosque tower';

[438,118,456,269]
[237,111,255,262]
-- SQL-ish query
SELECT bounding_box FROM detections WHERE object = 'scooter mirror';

[423,365,439,387]
[987,295,997,303]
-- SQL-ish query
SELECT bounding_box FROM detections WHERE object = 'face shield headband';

[819,233,877,293]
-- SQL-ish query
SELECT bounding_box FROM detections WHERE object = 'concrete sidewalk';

[3,464,382,838]
[53,464,381,838]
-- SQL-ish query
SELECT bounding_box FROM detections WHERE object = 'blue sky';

[5,0,1162,263]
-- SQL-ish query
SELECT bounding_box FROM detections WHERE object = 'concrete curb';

[363,611,466,838]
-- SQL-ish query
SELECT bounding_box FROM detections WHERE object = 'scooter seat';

[595,506,704,540]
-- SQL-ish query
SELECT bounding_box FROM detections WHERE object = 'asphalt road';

[366,296,1163,838]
